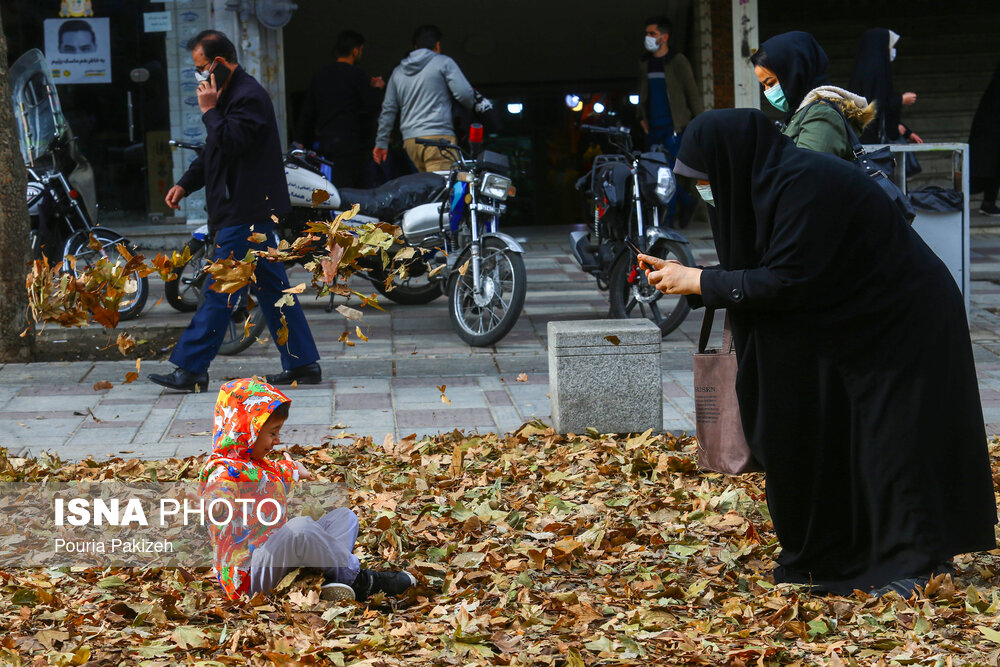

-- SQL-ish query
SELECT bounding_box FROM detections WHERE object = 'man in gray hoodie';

[372,25,475,172]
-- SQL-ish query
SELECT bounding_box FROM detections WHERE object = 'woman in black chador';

[640,109,997,596]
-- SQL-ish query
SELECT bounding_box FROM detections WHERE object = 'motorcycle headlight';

[479,172,513,201]
[654,166,676,204]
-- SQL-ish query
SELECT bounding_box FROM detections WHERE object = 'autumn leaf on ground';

[123,372,138,384]
[355,326,368,342]
[276,314,289,346]
[92,380,113,391]
[116,332,136,355]
[605,335,621,346]
[516,373,528,382]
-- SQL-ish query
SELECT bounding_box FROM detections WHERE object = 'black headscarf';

[676,109,793,272]
[849,28,897,141]
[757,31,830,121]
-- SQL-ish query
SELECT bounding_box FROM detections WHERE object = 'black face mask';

[208,59,232,91]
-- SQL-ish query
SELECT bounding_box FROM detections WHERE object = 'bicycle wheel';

[163,239,207,313]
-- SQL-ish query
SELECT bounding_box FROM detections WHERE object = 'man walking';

[637,16,703,227]
[150,30,321,392]
[372,24,475,173]
[295,30,384,188]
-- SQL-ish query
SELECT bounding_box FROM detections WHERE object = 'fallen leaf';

[276,315,289,346]
[93,380,113,391]
[336,305,363,321]
[516,373,528,382]
[311,189,330,206]
[356,326,368,342]
[605,335,620,345]
[116,332,136,355]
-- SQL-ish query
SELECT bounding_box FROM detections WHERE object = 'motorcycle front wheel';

[198,284,267,356]
[164,238,207,312]
[447,237,527,347]
[67,228,149,321]
[370,250,444,305]
[607,238,693,337]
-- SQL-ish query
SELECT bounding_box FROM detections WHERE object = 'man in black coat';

[295,29,384,188]
[150,30,321,392]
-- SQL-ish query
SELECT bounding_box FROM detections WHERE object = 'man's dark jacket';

[177,66,290,231]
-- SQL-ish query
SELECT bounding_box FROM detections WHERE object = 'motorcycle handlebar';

[580,124,630,136]
[169,139,204,151]
[415,138,460,150]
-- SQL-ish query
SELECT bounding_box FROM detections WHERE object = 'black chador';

[678,109,997,594]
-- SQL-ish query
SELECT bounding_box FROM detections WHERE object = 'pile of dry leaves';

[1,426,999,666]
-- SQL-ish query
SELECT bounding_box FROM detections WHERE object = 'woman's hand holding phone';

[637,253,703,296]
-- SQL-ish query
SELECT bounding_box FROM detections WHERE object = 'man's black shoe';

[981,202,1000,217]
[266,362,322,385]
[351,568,416,601]
[149,368,209,392]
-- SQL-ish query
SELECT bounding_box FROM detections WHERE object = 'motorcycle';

[572,123,694,337]
[167,124,525,348]
[12,49,148,320]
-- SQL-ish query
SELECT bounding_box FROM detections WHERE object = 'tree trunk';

[0,12,35,362]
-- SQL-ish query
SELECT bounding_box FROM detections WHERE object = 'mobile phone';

[625,239,643,256]
[209,59,231,90]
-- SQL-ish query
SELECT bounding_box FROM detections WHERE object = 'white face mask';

[889,47,897,62]
[194,68,210,84]
[644,35,660,52]
[696,184,714,206]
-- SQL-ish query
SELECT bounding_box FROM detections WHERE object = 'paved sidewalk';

[5,223,1000,460]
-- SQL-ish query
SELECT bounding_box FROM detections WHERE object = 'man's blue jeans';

[170,223,320,375]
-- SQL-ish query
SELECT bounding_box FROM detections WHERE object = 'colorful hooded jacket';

[198,378,299,599]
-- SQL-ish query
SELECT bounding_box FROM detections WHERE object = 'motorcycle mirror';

[129,67,150,83]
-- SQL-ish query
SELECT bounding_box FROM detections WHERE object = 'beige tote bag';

[693,309,762,474]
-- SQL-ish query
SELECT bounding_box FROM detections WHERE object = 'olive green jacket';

[636,52,703,132]
[783,86,876,161]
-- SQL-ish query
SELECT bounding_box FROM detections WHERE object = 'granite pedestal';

[548,319,662,434]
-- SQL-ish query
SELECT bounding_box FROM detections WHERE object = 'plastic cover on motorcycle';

[594,160,630,208]
[339,172,446,222]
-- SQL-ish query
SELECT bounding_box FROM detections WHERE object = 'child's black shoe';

[351,568,416,601]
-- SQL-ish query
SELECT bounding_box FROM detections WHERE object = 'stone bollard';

[548,319,662,434]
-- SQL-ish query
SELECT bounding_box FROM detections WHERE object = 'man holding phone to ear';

[152,30,321,393]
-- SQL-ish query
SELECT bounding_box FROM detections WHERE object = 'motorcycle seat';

[339,173,446,222]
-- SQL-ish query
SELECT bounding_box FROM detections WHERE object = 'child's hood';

[211,378,290,461]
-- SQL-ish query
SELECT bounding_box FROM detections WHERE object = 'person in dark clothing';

[638,109,997,597]
[849,28,922,144]
[151,30,321,392]
[970,59,1000,216]
[637,15,702,227]
[295,30,385,188]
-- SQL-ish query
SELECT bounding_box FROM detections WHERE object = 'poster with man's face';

[44,17,111,84]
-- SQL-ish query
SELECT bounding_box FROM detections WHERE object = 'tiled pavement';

[6,221,1000,460]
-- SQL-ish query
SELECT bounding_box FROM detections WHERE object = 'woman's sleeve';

[698,203,839,312]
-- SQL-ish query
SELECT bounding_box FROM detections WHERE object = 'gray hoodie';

[375,48,475,148]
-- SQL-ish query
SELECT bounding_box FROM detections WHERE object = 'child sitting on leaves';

[198,377,414,602]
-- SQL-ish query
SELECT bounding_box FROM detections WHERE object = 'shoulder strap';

[698,308,734,354]
[811,98,867,159]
